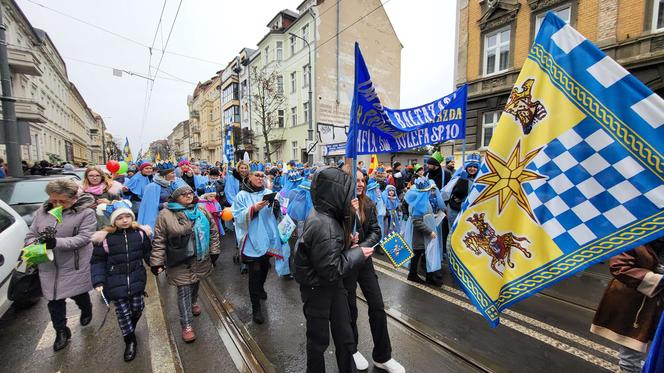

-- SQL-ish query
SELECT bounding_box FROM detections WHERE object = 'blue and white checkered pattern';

[523,124,664,252]
[224,126,234,165]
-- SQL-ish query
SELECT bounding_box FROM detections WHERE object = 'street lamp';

[288,32,314,145]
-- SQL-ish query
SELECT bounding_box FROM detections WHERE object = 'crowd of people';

[14,152,664,372]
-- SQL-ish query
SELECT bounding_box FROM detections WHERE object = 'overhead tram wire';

[139,0,184,146]
[63,56,196,85]
[22,0,221,66]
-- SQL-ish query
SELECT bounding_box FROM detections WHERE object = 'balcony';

[7,45,42,76]
[190,142,202,149]
[190,124,200,133]
[14,98,47,123]
[190,110,200,119]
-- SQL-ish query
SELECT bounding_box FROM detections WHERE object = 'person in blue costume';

[442,153,481,233]
[191,163,208,190]
[267,167,282,192]
[366,178,386,240]
[231,168,283,325]
[286,177,313,277]
[224,160,249,207]
[279,170,303,201]
[123,162,154,215]
[403,177,443,285]
[138,168,176,231]
[382,184,401,236]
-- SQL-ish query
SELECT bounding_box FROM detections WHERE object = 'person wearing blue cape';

[231,168,283,325]
[590,238,664,373]
[442,153,481,231]
[403,177,443,285]
[123,162,154,215]
[281,170,303,196]
[366,179,386,240]
[138,168,175,231]
[286,177,313,276]
[267,167,282,192]
[382,184,401,236]
[224,160,249,207]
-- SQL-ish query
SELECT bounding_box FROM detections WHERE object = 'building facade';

[187,74,222,162]
[455,0,664,154]
[0,0,106,166]
[167,119,190,160]
[217,0,401,165]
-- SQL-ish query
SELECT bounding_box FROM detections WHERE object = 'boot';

[192,304,202,317]
[123,332,137,361]
[408,257,425,284]
[53,327,71,351]
[181,325,196,343]
[260,290,267,300]
[252,303,264,324]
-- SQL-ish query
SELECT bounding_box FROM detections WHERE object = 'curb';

[145,274,183,373]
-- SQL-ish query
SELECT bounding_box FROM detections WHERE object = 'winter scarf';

[153,174,171,188]
[167,202,210,261]
[84,183,106,196]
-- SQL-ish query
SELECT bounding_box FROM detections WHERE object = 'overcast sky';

[17,0,456,156]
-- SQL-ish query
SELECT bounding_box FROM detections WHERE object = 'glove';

[211,254,219,266]
[44,235,56,250]
[150,266,164,276]
[272,199,281,219]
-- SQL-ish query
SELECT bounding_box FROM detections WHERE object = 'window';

[277,75,284,94]
[0,207,15,234]
[291,107,298,126]
[292,141,299,160]
[278,109,285,128]
[654,0,664,31]
[240,80,247,99]
[483,28,510,76]
[290,35,296,55]
[303,64,310,87]
[535,5,571,34]
[276,41,283,61]
[224,106,240,125]
[481,111,501,148]
[290,72,297,93]
[264,46,270,64]
[223,83,239,104]
[303,102,310,124]
[302,24,309,45]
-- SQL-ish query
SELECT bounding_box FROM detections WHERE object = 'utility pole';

[0,4,22,176]
[289,32,313,162]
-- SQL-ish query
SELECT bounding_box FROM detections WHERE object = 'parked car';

[62,167,87,180]
[0,175,80,226]
[0,199,31,316]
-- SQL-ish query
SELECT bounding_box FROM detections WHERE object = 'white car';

[0,199,30,316]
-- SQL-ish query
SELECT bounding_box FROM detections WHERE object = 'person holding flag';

[122,137,133,163]
[442,153,480,232]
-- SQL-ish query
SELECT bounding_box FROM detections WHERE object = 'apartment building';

[455,0,664,154]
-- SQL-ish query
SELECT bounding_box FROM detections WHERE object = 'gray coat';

[25,194,97,301]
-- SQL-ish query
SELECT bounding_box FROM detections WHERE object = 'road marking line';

[371,263,618,371]
[372,257,618,359]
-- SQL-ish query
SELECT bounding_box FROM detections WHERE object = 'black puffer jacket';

[90,227,151,301]
[295,168,365,288]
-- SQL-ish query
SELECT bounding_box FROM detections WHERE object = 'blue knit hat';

[169,179,192,199]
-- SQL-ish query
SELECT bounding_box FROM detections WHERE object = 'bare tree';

[148,139,172,161]
[250,66,285,163]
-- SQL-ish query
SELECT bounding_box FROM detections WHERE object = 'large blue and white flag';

[224,126,235,167]
[346,43,467,157]
[450,12,664,327]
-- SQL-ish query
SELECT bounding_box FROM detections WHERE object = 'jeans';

[114,294,145,336]
[246,254,270,306]
[343,257,392,363]
[300,284,357,373]
[176,282,199,327]
[47,292,92,331]
[618,345,644,373]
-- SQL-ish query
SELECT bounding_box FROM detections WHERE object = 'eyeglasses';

[252,173,265,178]
[181,191,194,197]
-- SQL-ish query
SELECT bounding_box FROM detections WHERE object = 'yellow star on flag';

[471,141,545,221]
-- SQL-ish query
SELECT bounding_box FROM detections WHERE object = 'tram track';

[355,293,503,373]
[199,278,275,373]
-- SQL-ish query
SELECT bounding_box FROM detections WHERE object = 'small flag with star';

[450,12,664,327]
[48,205,63,224]
[378,232,414,268]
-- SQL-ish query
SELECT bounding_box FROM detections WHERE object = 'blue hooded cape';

[224,172,241,206]
[403,179,442,273]
[124,173,151,197]
[382,184,401,235]
[366,179,386,239]
[231,187,284,259]
[286,179,313,222]
[137,177,171,230]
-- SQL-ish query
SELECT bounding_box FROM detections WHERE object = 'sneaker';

[192,303,202,316]
[181,325,196,343]
[373,358,405,373]
[353,351,369,370]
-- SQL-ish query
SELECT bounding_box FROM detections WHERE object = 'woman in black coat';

[90,200,152,362]
[294,167,372,373]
